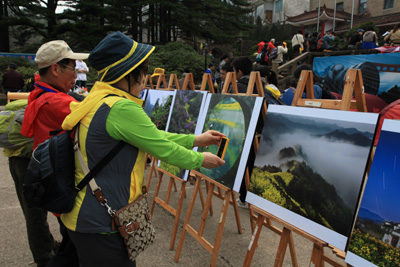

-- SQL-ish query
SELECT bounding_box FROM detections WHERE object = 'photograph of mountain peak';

[246,105,379,251]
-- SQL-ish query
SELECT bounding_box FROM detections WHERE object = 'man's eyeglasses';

[59,63,78,74]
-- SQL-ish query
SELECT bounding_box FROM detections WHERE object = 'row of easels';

[147,69,364,266]
[145,71,217,252]
[144,72,216,93]
[144,71,216,190]
[147,71,266,266]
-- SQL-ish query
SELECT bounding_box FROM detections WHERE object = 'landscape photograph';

[140,88,148,101]
[246,105,378,250]
[144,89,175,130]
[196,94,262,190]
[159,90,207,180]
[346,120,400,267]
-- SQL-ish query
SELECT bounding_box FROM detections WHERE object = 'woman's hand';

[201,152,225,169]
[194,130,225,147]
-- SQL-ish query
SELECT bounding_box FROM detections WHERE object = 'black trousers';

[68,230,136,267]
[9,157,56,266]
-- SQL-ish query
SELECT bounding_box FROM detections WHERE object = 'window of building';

[336,2,344,11]
[275,0,283,12]
[359,0,367,14]
[384,0,394,9]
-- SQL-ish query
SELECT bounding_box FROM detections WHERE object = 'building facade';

[250,0,310,24]
[309,0,399,17]
[285,0,399,35]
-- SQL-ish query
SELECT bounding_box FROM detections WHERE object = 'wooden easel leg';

[231,191,242,234]
[152,158,158,177]
[243,214,265,267]
[274,227,298,267]
[150,171,164,216]
[173,180,178,192]
[249,206,256,233]
[245,169,257,233]
[203,180,213,215]
[198,179,206,210]
[169,181,187,250]
[210,190,232,267]
[309,243,324,267]
[198,183,215,237]
[288,229,299,267]
[174,177,202,262]
[164,177,174,205]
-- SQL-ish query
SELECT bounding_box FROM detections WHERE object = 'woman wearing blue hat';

[60,31,225,266]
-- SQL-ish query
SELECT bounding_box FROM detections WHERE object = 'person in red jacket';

[257,40,266,53]
[267,38,276,53]
[20,40,88,267]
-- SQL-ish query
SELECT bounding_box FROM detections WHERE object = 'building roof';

[286,5,352,26]
[335,12,400,33]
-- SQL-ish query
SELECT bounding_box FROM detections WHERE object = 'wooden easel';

[212,71,267,219]
[174,171,242,266]
[292,69,367,111]
[174,71,266,267]
[148,75,203,250]
[144,73,169,89]
[7,92,30,103]
[144,74,154,89]
[167,73,180,90]
[244,205,349,267]
[181,73,196,90]
[150,166,209,250]
[200,73,215,93]
[244,69,366,267]
[145,80,179,191]
[156,74,168,89]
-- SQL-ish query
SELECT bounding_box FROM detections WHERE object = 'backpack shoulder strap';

[74,125,125,191]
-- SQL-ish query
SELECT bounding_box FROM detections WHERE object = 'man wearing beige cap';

[18,40,88,267]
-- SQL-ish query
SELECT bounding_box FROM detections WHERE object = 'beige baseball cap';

[35,40,89,69]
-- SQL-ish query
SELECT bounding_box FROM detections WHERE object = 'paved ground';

[0,143,347,266]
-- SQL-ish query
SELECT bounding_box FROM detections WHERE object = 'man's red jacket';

[21,81,77,150]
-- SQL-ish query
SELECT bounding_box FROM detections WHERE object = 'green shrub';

[148,42,206,83]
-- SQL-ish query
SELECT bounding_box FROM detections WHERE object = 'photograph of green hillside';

[159,90,207,180]
[144,89,175,131]
[246,105,378,250]
[346,120,400,267]
[196,94,262,190]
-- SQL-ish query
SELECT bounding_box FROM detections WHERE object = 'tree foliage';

[1,0,254,53]
[148,42,205,82]
[349,229,400,266]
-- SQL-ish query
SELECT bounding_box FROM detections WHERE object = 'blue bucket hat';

[89,31,155,84]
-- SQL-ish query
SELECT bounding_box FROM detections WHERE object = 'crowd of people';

[2,22,400,266]
[252,23,400,67]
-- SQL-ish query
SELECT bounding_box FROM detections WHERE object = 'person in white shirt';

[75,59,89,89]
[291,29,304,57]
[215,54,229,80]
[272,42,288,65]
